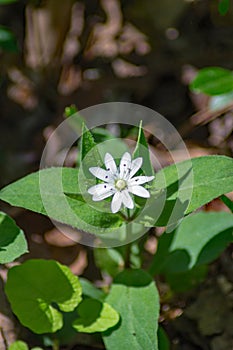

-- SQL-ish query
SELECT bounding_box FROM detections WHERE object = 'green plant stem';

[52,338,59,350]
[220,194,233,212]
[124,209,132,268]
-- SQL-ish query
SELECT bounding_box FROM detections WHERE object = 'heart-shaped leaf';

[5,259,82,334]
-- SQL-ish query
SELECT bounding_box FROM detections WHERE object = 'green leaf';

[168,211,233,270]
[190,67,233,96]
[5,259,82,334]
[133,121,154,176]
[0,167,123,235]
[80,123,100,162]
[0,211,28,264]
[94,248,124,277]
[218,0,230,15]
[79,278,106,301]
[0,26,17,52]
[103,269,160,350]
[157,326,170,350]
[153,155,233,226]
[153,212,233,276]
[8,341,28,350]
[73,298,119,333]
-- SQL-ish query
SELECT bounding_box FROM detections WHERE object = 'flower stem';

[52,338,59,350]
[124,208,132,268]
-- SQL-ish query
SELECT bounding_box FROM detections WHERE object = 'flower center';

[115,179,127,191]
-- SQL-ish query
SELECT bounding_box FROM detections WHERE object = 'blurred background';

[1,0,233,188]
[1,1,233,349]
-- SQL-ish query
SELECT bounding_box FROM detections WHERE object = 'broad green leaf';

[79,278,106,301]
[218,0,230,15]
[153,155,233,226]
[0,211,28,264]
[168,211,233,270]
[0,167,123,235]
[73,298,119,333]
[8,341,28,350]
[133,121,154,176]
[157,326,170,350]
[94,248,124,277]
[209,91,233,111]
[5,259,82,334]
[0,26,17,52]
[190,67,233,96]
[103,269,160,350]
[151,212,233,276]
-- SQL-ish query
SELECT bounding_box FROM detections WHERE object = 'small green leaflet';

[73,298,120,333]
[0,211,28,264]
[190,67,233,96]
[218,0,230,15]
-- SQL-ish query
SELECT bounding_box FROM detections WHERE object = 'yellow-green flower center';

[115,179,127,191]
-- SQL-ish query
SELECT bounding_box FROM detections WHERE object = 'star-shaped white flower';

[88,152,154,213]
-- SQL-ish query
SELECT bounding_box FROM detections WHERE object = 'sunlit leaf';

[0,167,123,234]
[153,155,233,226]
[8,341,28,350]
[73,298,119,333]
[5,259,82,334]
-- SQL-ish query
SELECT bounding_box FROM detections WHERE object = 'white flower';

[88,152,154,213]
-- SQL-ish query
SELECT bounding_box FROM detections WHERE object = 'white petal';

[128,185,150,198]
[111,192,123,213]
[104,153,117,174]
[128,175,154,186]
[88,184,115,201]
[119,152,132,178]
[89,167,114,183]
[121,190,134,209]
[129,157,143,178]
